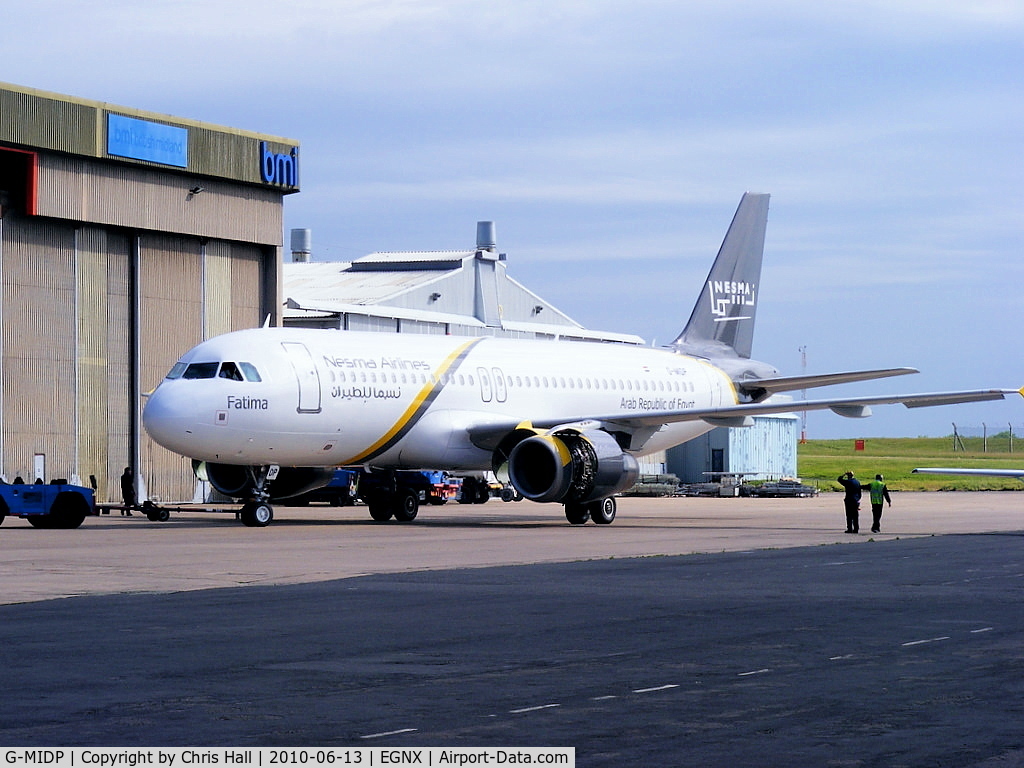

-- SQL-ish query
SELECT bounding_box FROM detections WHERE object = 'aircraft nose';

[143,384,198,455]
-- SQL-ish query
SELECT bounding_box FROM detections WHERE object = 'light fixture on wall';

[430,292,442,302]
[187,185,204,200]
[533,305,544,315]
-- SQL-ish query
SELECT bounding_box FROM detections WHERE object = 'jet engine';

[198,462,334,501]
[504,428,639,504]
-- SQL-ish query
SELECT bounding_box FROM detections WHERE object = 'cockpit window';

[173,361,262,382]
[218,362,244,381]
[182,362,220,379]
[166,362,188,380]
[239,362,262,382]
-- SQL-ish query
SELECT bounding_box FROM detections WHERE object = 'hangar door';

[139,236,272,503]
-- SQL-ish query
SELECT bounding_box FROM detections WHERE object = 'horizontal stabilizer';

[739,368,918,396]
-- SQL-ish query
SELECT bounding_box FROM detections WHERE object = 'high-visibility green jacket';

[869,480,890,505]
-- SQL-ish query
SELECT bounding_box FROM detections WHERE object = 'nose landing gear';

[239,465,278,527]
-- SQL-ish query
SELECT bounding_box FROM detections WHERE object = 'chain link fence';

[951,424,1024,452]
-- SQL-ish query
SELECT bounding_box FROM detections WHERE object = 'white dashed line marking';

[360,728,418,739]
[738,669,771,677]
[901,636,950,647]
[633,684,680,694]
[510,704,561,714]
[971,627,994,634]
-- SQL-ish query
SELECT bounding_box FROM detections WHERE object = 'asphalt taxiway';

[1,493,1022,765]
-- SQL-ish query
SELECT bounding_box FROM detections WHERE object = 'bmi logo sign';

[260,142,299,187]
[708,280,756,321]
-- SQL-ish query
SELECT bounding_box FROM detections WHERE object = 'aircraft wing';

[467,388,1021,450]
[913,468,1024,480]
[738,367,918,396]
[597,388,1020,429]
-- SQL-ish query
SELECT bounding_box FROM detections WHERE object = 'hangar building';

[0,81,299,503]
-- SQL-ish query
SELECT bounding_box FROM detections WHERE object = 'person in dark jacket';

[120,467,136,516]
[837,471,862,533]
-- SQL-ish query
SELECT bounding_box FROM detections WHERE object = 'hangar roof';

[283,249,645,345]
[283,260,446,305]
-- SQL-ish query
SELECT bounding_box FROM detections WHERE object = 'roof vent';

[290,228,312,262]
[476,221,496,252]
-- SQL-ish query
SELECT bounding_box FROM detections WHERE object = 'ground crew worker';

[837,471,862,533]
[120,466,136,516]
[868,473,892,533]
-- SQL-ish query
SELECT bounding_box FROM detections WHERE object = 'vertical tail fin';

[671,192,770,360]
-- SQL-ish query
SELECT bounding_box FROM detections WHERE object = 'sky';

[2,0,1022,438]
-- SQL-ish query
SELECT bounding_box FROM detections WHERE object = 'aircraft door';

[477,367,492,402]
[491,367,507,403]
[281,342,322,413]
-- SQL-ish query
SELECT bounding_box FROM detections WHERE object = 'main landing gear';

[366,484,420,523]
[564,496,616,525]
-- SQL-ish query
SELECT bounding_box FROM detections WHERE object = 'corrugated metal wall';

[0,217,77,481]
[230,243,263,330]
[104,231,132,501]
[139,235,204,503]
[0,87,97,154]
[729,415,799,480]
[36,154,284,246]
[666,415,799,483]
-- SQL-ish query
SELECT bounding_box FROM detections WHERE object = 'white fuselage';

[143,327,739,469]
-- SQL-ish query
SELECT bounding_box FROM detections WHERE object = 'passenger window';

[218,362,244,381]
[183,362,219,379]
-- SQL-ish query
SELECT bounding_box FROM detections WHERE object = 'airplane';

[142,193,1020,526]
[913,467,1024,482]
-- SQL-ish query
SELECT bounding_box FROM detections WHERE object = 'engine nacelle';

[506,429,639,504]
[199,462,335,501]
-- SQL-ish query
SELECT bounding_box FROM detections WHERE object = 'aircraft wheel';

[458,478,479,504]
[590,497,616,525]
[367,493,393,521]
[565,503,590,525]
[500,487,516,502]
[392,488,419,522]
[240,501,273,527]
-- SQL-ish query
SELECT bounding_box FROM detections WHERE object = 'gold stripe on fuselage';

[340,337,483,465]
